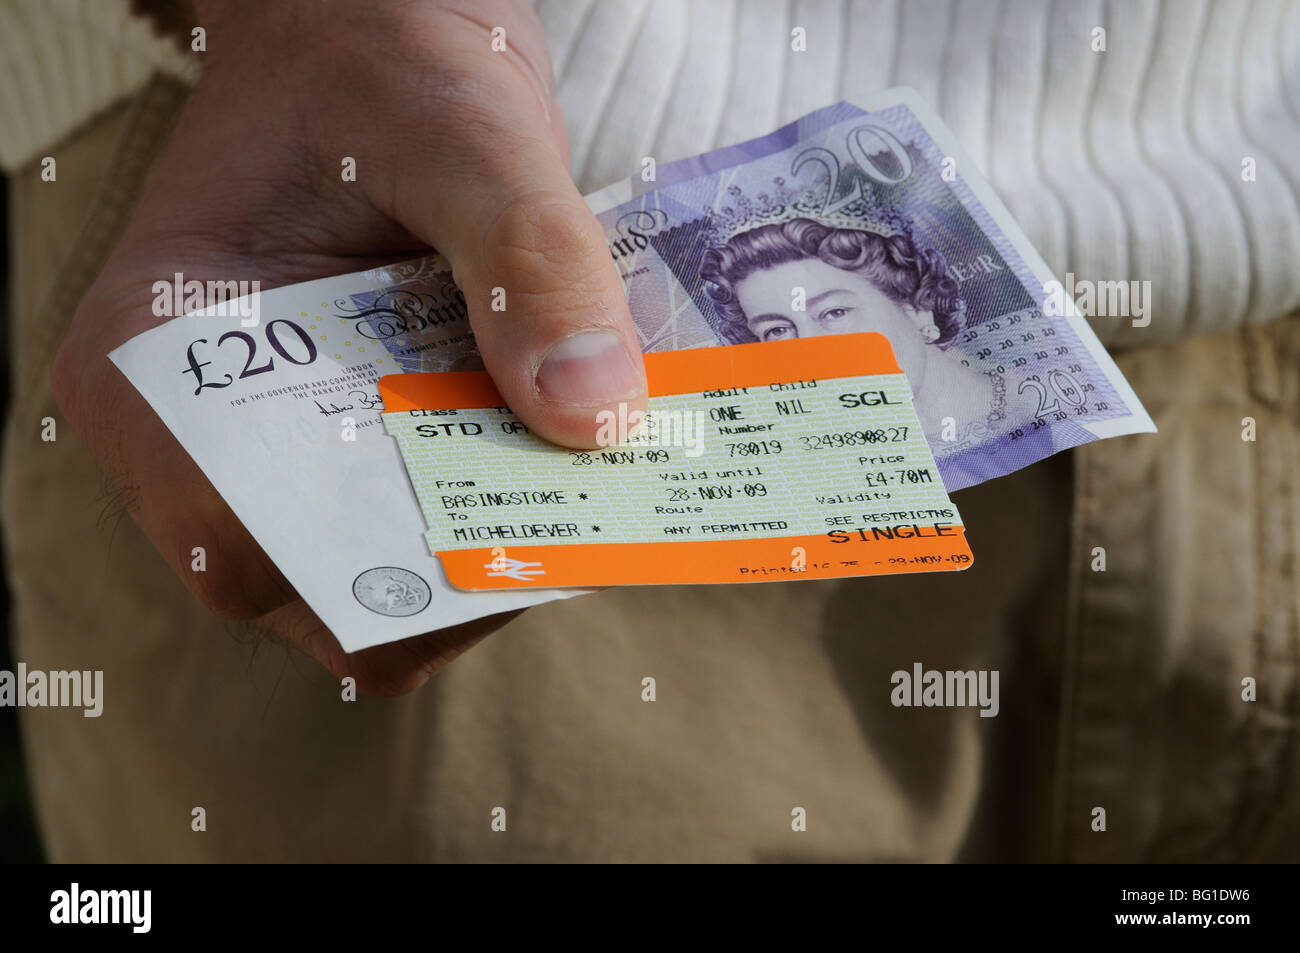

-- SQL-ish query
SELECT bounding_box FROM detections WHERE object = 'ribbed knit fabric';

[3,0,1298,344]
[542,0,1300,345]
[0,0,196,170]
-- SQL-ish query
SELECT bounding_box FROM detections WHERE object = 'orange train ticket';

[380,332,973,590]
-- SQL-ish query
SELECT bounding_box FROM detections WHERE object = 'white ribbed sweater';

[3,0,1298,343]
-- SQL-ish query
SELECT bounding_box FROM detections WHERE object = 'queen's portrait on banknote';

[700,212,1015,443]
[589,97,1155,492]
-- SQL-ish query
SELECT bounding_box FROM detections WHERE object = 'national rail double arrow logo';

[485,555,545,581]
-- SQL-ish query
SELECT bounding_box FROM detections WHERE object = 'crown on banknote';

[703,178,911,248]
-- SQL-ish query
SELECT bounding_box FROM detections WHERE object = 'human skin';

[49,0,648,695]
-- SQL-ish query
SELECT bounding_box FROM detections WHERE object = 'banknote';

[582,88,1155,490]
[109,87,1153,652]
[110,258,580,654]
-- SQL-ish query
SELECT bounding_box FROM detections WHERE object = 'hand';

[50,0,647,695]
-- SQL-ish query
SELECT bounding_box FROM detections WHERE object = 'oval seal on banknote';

[352,567,432,617]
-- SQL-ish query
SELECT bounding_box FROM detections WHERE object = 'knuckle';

[410,58,501,128]
[483,196,610,296]
[186,568,253,620]
[118,462,292,620]
[364,13,508,132]
[179,507,288,620]
[55,292,290,622]
[165,502,237,615]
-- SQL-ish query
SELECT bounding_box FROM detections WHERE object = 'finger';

[384,96,646,448]
[53,285,298,620]
[261,600,520,696]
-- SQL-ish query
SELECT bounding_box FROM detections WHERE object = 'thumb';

[392,115,646,448]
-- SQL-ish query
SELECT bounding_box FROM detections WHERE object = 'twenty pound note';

[110,88,1154,652]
